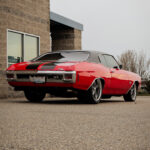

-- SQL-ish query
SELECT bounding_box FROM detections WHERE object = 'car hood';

[7,61,79,71]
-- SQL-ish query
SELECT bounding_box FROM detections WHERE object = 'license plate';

[30,76,45,83]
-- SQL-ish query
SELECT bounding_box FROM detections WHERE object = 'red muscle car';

[6,50,141,104]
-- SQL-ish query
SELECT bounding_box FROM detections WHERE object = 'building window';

[24,35,39,61]
[7,30,40,67]
[7,31,22,66]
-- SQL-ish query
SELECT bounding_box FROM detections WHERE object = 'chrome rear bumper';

[6,70,76,83]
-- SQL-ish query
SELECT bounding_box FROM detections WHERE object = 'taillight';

[7,74,14,79]
[64,74,73,80]
[63,71,76,83]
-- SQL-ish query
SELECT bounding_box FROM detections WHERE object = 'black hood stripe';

[26,62,61,70]
[26,62,44,70]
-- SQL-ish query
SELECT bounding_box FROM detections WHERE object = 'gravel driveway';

[0,96,150,150]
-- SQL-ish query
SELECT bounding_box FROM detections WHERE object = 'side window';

[103,55,119,68]
[99,55,108,66]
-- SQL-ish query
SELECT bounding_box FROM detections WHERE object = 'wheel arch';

[100,78,105,89]
[87,77,105,90]
[135,80,139,90]
[126,80,139,94]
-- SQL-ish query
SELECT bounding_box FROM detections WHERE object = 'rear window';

[32,51,90,62]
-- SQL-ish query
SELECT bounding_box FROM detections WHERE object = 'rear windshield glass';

[32,51,90,62]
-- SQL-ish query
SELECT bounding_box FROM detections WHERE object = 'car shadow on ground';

[7,98,125,105]
[43,99,124,104]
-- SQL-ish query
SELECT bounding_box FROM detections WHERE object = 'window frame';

[102,54,120,69]
[98,55,108,66]
[98,56,101,63]
[7,29,40,67]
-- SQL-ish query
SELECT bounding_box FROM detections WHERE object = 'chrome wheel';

[91,79,102,103]
[130,84,136,100]
[123,83,137,102]
[78,79,103,104]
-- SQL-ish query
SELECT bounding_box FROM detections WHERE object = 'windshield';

[32,51,90,62]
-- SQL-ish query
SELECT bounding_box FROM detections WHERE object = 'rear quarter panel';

[73,62,111,91]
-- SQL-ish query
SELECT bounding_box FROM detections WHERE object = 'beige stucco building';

[0,0,83,98]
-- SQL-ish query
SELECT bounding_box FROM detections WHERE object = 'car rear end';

[6,51,91,98]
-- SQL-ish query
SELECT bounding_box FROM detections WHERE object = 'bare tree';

[137,51,150,79]
[118,50,137,73]
[118,50,150,79]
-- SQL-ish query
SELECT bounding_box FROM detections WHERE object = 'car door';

[102,54,129,94]
[97,55,111,93]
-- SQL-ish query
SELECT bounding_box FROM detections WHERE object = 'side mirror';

[113,66,119,69]
[119,64,122,69]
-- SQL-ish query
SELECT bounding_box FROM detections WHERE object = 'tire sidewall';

[89,79,102,104]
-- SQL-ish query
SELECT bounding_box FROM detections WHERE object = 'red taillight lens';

[64,74,72,80]
[7,74,14,79]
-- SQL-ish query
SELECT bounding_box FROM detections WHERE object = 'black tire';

[123,83,137,102]
[77,91,89,103]
[78,79,103,104]
[101,95,112,99]
[24,88,46,102]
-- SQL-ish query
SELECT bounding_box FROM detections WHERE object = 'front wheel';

[24,88,46,102]
[123,84,137,102]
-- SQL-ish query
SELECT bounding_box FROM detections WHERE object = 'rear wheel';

[89,79,102,104]
[24,88,46,102]
[78,79,102,104]
[123,83,137,102]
